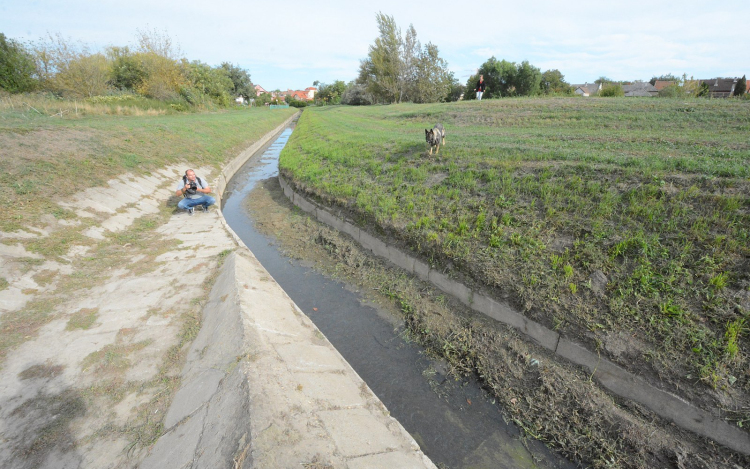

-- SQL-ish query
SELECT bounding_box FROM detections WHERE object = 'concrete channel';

[141,114,437,468]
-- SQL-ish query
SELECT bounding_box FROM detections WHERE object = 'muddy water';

[222,126,578,469]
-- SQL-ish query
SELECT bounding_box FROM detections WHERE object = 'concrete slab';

[140,405,207,469]
[413,259,430,282]
[293,371,368,408]
[388,245,415,274]
[428,269,472,306]
[274,342,348,373]
[164,368,224,428]
[348,451,437,469]
[359,230,389,259]
[317,408,403,457]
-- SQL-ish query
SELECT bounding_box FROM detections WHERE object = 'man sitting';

[175,169,215,215]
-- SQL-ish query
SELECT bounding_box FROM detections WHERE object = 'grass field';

[279,98,750,431]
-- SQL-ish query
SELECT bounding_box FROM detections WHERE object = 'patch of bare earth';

[245,176,749,469]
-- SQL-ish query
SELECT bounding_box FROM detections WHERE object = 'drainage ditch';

[221,125,578,469]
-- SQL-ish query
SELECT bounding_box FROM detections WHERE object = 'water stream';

[221,125,579,469]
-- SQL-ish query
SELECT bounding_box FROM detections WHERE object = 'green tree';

[466,57,514,99]
[468,57,544,99]
[254,91,273,106]
[181,60,233,106]
[540,69,571,94]
[357,13,452,104]
[514,60,542,96]
[341,82,372,105]
[132,28,185,100]
[734,75,746,97]
[697,81,710,97]
[446,80,465,102]
[0,33,37,92]
[62,53,111,97]
[107,46,147,91]
[220,62,253,101]
[599,83,624,97]
[316,80,347,105]
[410,43,453,103]
[358,12,402,103]
[31,33,110,97]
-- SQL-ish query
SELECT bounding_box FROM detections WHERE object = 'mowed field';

[279,98,750,440]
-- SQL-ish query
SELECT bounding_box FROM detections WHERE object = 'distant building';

[653,80,676,91]
[622,82,658,97]
[572,83,602,97]
[698,78,739,98]
[253,85,318,101]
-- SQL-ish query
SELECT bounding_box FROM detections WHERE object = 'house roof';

[622,83,657,93]
[653,80,675,91]
[573,83,601,95]
[624,89,655,97]
[699,78,737,93]
[288,90,309,100]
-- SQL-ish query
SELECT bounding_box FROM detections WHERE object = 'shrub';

[0,33,37,92]
[658,84,685,98]
[599,83,624,97]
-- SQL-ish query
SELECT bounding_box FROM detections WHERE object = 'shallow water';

[221,126,578,469]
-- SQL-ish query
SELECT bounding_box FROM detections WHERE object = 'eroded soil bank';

[244,176,749,469]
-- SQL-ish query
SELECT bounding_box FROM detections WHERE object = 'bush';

[341,83,373,105]
[599,83,624,97]
[0,33,37,92]
[658,84,684,98]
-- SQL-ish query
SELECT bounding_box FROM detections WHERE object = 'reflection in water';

[222,127,577,469]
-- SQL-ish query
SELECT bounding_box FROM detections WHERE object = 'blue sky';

[2,0,748,92]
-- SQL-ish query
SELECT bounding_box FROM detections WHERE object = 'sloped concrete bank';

[142,114,436,468]
[277,175,750,457]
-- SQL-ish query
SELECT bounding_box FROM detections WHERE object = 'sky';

[2,0,748,92]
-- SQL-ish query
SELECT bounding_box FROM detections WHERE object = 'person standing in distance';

[176,169,215,215]
[475,75,486,100]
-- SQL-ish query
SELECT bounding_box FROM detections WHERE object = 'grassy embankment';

[0,92,295,364]
[279,99,750,439]
[1,93,295,455]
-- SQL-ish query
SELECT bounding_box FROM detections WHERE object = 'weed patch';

[66,308,99,331]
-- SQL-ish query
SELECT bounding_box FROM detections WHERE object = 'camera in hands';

[185,181,198,195]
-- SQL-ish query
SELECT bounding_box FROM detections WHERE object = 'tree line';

[345,13,574,105]
[0,29,253,108]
